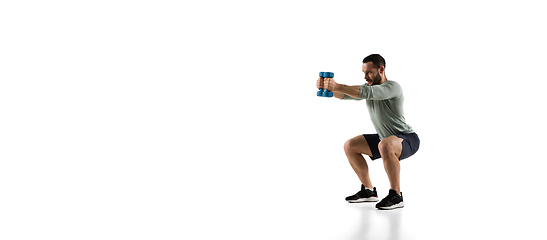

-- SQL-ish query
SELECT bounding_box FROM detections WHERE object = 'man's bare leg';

[344,135,374,188]
[378,136,404,195]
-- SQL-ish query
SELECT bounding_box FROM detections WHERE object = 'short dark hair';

[362,54,386,69]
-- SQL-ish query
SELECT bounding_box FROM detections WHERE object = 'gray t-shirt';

[342,81,414,140]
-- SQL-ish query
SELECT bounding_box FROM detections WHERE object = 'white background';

[1,0,546,239]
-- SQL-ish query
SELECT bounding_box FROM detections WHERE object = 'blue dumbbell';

[317,72,334,97]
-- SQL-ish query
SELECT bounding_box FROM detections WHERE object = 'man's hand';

[316,77,324,89]
[316,77,339,91]
[316,76,359,99]
[324,77,339,92]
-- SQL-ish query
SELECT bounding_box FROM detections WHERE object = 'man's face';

[362,62,382,86]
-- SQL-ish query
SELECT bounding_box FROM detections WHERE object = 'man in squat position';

[316,54,420,210]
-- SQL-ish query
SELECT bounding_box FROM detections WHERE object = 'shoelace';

[379,192,400,205]
[359,189,375,197]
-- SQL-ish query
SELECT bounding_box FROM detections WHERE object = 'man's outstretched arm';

[333,84,361,99]
[323,77,362,99]
[326,78,402,100]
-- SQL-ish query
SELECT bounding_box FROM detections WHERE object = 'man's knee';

[344,139,356,153]
[344,135,372,156]
[344,137,363,154]
[378,136,403,157]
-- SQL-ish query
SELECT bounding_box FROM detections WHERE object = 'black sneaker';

[345,185,379,203]
[376,189,404,210]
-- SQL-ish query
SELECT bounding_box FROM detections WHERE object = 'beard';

[368,74,382,86]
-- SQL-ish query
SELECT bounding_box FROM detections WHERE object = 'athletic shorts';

[362,132,420,161]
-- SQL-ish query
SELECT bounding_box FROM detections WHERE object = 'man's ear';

[379,66,385,75]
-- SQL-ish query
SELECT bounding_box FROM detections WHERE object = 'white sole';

[377,202,404,210]
[348,197,379,203]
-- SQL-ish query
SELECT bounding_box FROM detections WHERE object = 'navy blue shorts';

[362,132,420,161]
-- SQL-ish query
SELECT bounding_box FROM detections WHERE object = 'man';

[316,54,420,210]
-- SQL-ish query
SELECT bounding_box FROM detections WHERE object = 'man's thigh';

[394,132,420,160]
[345,134,377,158]
[362,134,382,160]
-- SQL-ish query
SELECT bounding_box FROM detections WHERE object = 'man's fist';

[323,77,338,92]
[316,77,324,89]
